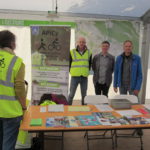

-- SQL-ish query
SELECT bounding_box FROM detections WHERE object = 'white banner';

[30,26,71,105]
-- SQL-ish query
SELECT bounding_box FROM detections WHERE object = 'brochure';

[76,115,101,126]
[46,117,55,127]
[48,104,64,112]
[95,104,113,112]
[136,108,149,114]
[68,106,91,112]
[124,116,150,125]
[64,116,79,127]
[116,110,142,116]
[92,112,103,118]
[101,112,115,119]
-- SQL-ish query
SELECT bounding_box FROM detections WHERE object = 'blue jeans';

[68,76,88,105]
[0,116,22,150]
[119,85,134,95]
[119,85,140,103]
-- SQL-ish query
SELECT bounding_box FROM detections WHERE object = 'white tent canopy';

[0,0,150,17]
[0,1,150,103]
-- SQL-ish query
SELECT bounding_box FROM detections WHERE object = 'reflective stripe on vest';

[0,95,17,101]
[71,65,89,68]
[72,59,88,62]
[0,80,14,87]
[7,56,17,81]
[0,56,17,101]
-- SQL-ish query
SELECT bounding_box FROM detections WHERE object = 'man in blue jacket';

[113,40,142,96]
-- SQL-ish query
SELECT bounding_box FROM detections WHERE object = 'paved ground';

[44,130,150,150]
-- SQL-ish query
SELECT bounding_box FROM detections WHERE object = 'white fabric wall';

[0,26,149,102]
[146,48,150,99]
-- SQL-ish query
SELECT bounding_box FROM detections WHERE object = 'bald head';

[77,37,86,51]
[77,37,86,42]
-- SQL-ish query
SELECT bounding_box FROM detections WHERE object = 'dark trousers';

[94,82,109,97]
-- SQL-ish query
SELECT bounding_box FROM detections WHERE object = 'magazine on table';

[46,117,56,127]
[124,116,150,125]
[92,112,103,118]
[101,112,115,119]
[95,104,114,112]
[46,116,65,127]
[117,117,130,125]
[136,108,149,114]
[64,116,79,127]
[97,118,112,126]
[46,116,79,127]
[48,104,64,112]
[76,115,101,126]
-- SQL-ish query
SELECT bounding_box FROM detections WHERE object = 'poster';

[31,26,71,105]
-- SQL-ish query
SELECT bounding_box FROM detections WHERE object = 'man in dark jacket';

[92,41,115,97]
[113,40,142,96]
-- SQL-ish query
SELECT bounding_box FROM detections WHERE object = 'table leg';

[39,132,44,150]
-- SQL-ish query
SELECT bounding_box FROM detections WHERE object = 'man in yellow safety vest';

[68,37,92,105]
[0,30,26,150]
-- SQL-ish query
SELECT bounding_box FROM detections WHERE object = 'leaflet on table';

[136,108,149,114]
[46,118,55,127]
[108,118,129,125]
[101,112,115,119]
[64,116,79,127]
[68,106,91,112]
[40,106,47,112]
[124,116,150,125]
[143,104,150,112]
[92,112,117,119]
[92,112,129,125]
[46,116,79,127]
[54,116,66,127]
[116,110,142,116]
[117,117,129,125]
[92,112,103,118]
[76,115,101,126]
[142,116,150,123]
[46,116,66,127]
[97,118,112,125]
[95,104,114,112]
[48,104,64,112]
[92,112,115,119]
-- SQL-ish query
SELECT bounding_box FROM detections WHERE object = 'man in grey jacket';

[92,41,115,97]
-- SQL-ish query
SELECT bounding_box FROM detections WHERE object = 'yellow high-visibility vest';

[0,50,23,118]
[70,49,92,77]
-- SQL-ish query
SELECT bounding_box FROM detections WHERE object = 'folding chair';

[111,95,144,150]
[84,95,115,150]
